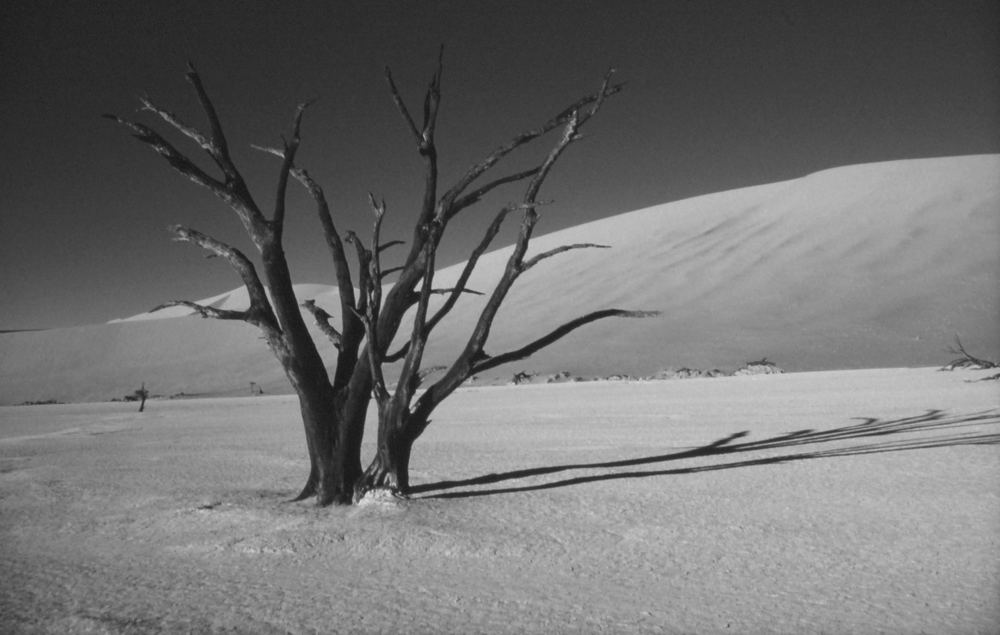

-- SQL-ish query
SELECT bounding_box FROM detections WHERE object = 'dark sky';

[2,0,997,330]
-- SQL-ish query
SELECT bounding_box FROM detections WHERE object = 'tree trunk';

[294,391,338,505]
[355,409,416,499]
[279,360,361,505]
[294,413,361,505]
[356,436,413,499]
[326,416,363,504]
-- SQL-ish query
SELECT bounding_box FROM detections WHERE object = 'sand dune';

[1,155,997,404]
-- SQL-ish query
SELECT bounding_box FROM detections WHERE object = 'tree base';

[353,462,408,503]
[353,486,409,505]
[315,487,354,506]
[288,469,357,506]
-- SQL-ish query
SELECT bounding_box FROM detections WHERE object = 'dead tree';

[942,336,998,370]
[136,382,149,413]
[108,51,655,505]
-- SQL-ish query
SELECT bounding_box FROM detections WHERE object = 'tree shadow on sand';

[410,409,1000,499]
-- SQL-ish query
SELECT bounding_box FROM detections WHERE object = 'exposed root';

[353,468,407,504]
[288,468,318,502]
[353,486,408,506]
[288,481,317,503]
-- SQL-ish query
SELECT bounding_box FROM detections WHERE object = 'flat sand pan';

[1,368,998,633]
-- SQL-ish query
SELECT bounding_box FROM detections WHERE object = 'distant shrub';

[544,371,583,383]
[510,371,536,385]
[603,374,639,381]
[652,367,727,379]
[18,398,62,406]
[733,358,784,376]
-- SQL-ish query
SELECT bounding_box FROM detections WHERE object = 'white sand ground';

[1,155,997,405]
[2,368,998,634]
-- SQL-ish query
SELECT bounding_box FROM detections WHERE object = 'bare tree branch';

[288,165,358,318]
[150,300,249,321]
[521,243,610,272]
[108,80,268,239]
[251,154,358,306]
[252,144,362,390]
[384,342,411,364]
[407,99,596,429]
[384,67,423,145]
[472,309,661,374]
[184,62,238,181]
[156,225,286,349]
[385,44,443,149]
[352,195,396,405]
[420,44,445,144]
[417,365,447,382]
[378,240,406,254]
[424,98,580,345]
[424,204,516,335]
[137,95,216,156]
[379,266,405,280]
[450,167,541,216]
[438,76,622,213]
[354,308,390,404]
[430,287,484,296]
[168,225,273,320]
[383,48,444,279]
[249,144,282,158]
[578,68,617,126]
[103,114,225,194]
[394,224,441,403]
[301,299,343,349]
[366,193,388,319]
[351,196,393,403]
[271,101,311,235]
[344,231,373,315]
[523,109,581,202]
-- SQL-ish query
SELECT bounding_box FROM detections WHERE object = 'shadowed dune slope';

[2,155,997,403]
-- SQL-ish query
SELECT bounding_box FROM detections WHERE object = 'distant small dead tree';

[942,336,998,371]
[135,382,149,412]
[107,50,656,504]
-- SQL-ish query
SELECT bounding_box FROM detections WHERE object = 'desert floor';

[2,368,998,634]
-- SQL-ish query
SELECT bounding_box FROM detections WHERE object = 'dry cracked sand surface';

[2,368,998,633]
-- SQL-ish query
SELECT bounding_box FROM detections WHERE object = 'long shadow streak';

[410,409,1000,500]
